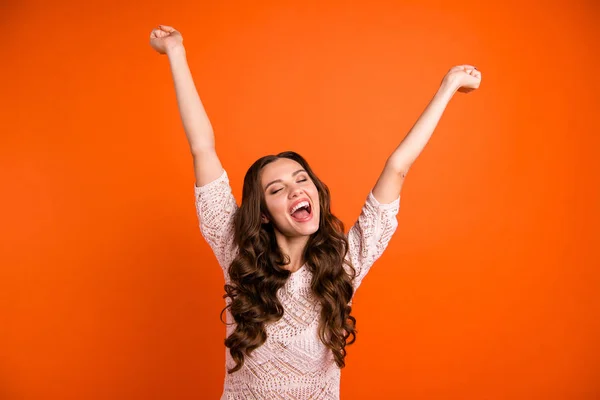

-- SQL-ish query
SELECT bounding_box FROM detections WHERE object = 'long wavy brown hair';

[220,151,357,373]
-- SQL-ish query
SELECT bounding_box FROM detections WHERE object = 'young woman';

[150,25,481,399]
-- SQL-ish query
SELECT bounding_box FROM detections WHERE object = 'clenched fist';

[443,65,482,93]
[150,25,184,55]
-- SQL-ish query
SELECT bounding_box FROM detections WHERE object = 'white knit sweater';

[194,170,400,399]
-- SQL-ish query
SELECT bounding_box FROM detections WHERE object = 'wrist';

[166,43,186,59]
[437,77,459,100]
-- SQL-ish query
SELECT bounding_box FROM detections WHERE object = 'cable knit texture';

[194,170,400,400]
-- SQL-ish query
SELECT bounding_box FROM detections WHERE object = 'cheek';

[266,197,288,220]
[310,186,320,203]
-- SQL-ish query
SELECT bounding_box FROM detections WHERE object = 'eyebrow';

[264,169,307,191]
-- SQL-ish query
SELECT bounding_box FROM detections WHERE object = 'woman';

[150,24,481,399]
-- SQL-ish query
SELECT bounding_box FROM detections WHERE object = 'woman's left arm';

[372,65,482,204]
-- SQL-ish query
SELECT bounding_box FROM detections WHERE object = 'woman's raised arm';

[150,25,224,187]
[372,65,482,204]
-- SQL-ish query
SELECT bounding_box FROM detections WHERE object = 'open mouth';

[289,200,313,222]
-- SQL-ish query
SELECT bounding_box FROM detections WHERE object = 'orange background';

[2,1,599,399]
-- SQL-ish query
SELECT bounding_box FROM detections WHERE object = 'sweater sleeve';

[194,170,238,278]
[347,191,400,292]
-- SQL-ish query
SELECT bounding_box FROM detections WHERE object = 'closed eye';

[270,178,308,194]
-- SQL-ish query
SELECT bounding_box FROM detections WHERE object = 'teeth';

[290,201,309,214]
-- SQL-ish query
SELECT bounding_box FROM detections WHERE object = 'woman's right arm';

[150,25,223,187]
[151,25,237,274]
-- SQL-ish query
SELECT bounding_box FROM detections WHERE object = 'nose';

[288,186,303,199]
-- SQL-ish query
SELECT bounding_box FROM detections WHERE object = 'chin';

[303,224,320,236]
[284,220,320,237]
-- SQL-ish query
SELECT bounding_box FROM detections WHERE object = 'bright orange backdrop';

[1,0,599,399]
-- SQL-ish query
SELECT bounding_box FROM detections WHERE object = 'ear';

[261,214,270,224]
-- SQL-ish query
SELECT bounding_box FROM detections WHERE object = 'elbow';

[386,159,411,179]
[191,144,216,158]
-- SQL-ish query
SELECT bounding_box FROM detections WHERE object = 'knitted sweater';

[194,170,400,399]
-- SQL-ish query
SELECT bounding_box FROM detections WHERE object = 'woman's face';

[260,158,320,237]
